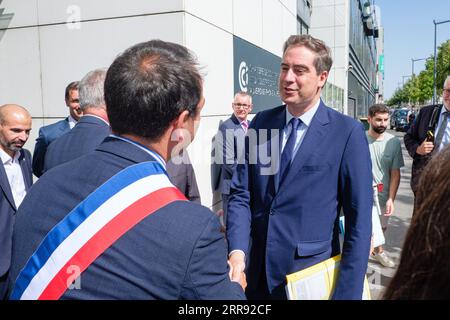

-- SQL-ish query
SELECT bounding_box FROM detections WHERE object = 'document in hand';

[285,255,371,300]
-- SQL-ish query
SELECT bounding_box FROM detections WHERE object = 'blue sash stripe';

[11,161,165,300]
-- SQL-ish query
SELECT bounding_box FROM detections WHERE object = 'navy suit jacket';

[0,149,33,277]
[9,137,245,300]
[211,115,249,217]
[227,102,373,299]
[43,115,110,173]
[166,153,201,204]
[32,118,70,177]
[212,114,248,197]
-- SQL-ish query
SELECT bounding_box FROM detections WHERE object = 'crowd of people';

[0,34,449,300]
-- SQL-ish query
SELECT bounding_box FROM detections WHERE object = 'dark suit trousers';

[0,272,8,300]
[222,194,229,227]
[246,260,287,300]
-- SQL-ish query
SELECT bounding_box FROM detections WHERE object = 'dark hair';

[368,104,389,117]
[282,35,333,74]
[104,40,203,141]
[383,145,450,299]
[65,81,79,101]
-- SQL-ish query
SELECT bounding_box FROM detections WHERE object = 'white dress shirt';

[0,149,27,208]
[282,98,321,160]
[68,114,78,129]
[434,105,450,152]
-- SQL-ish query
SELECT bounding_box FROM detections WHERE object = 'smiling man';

[226,34,373,300]
[404,75,450,213]
[32,81,82,177]
[0,104,33,299]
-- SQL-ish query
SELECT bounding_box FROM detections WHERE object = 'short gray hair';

[234,91,252,104]
[444,75,450,88]
[79,68,107,111]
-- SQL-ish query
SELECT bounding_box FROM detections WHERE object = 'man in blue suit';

[44,69,110,173]
[227,35,373,300]
[211,92,252,226]
[8,40,246,300]
[0,104,33,299]
[32,81,82,177]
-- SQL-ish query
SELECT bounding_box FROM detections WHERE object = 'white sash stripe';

[21,173,172,300]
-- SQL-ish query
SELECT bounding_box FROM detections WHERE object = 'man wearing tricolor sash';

[7,40,246,300]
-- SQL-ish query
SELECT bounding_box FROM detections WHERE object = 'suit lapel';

[231,114,244,132]
[268,107,287,195]
[277,102,330,194]
[58,118,71,135]
[0,158,17,210]
[18,150,32,190]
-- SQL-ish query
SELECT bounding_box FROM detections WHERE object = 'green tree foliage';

[435,40,450,96]
[386,40,450,106]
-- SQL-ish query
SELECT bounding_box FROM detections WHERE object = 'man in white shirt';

[0,104,33,299]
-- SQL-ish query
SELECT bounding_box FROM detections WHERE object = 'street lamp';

[411,57,427,77]
[433,19,450,104]
[402,75,411,86]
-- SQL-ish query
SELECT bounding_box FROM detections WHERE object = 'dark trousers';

[246,260,287,300]
[0,272,9,300]
[222,194,229,227]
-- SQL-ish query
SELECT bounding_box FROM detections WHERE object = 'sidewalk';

[367,130,414,299]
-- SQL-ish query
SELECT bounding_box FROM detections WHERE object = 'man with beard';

[367,104,404,268]
[0,104,33,299]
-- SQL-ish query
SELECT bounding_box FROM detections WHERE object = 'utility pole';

[433,19,450,104]
[411,57,427,77]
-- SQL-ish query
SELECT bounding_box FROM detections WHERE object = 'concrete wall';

[309,0,350,114]
[0,0,298,208]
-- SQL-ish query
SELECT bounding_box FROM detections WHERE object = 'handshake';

[228,251,247,290]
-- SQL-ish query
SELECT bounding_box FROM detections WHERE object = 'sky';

[375,0,450,100]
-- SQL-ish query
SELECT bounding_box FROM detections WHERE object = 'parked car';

[391,109,410,132]
[389,109,400,129]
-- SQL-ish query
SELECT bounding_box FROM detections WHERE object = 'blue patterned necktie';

[279,117,301,185]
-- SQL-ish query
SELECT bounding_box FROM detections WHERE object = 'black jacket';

[404,104,441,193]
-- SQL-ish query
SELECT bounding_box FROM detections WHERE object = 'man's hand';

[384,198,394,216]
[228,251,246,290]
[416,140,434,155]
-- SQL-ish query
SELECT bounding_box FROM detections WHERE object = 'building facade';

[0,0,381,207]
[0,0,306,208]
[309,0,381,118]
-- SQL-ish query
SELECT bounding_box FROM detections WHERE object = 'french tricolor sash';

[10,161,186,300]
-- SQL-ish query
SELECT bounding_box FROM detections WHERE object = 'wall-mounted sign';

[233,36,282,113]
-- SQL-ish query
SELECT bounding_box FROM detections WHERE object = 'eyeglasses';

[233,103,251,110]
[443,89,450,95]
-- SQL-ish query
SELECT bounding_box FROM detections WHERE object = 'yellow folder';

[286,254,371,300]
